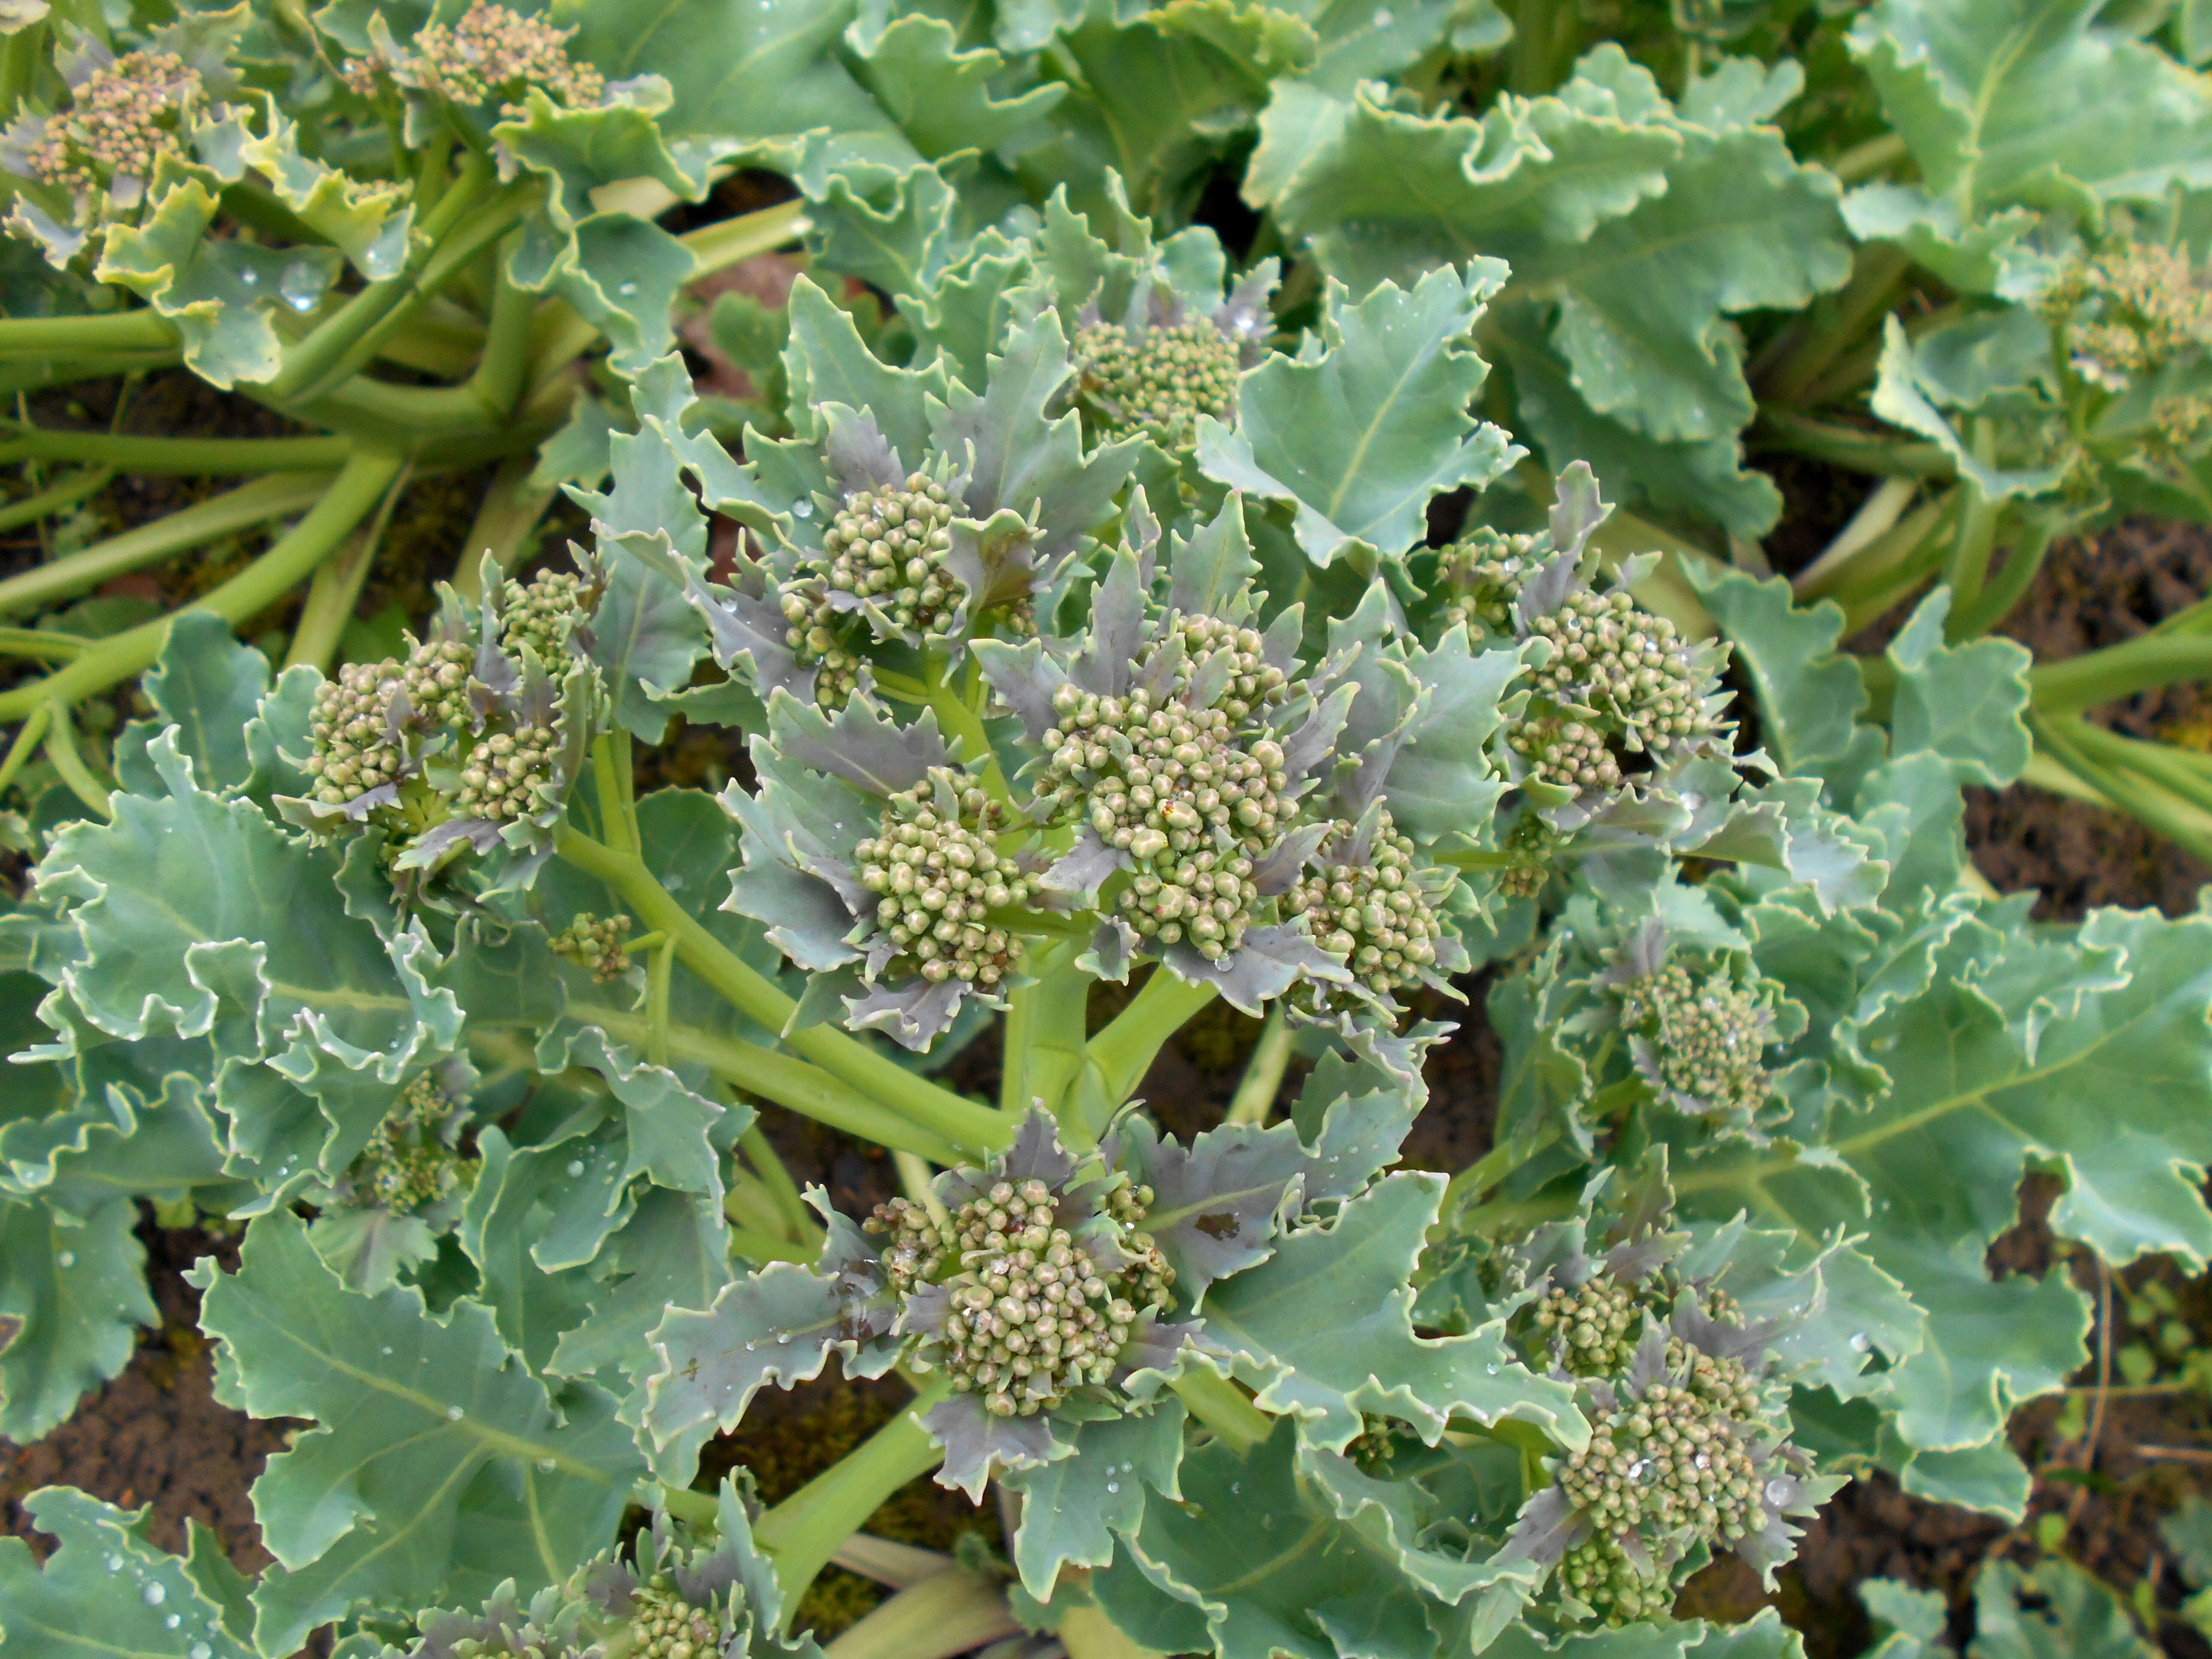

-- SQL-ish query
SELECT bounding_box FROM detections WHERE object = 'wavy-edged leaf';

[188,1211,644,1653]
[0,1194,155,1443]
[1005,1401,1186,1600]
[1199,1172,1583,1452]
[0,1488,254,1659]
[1199,264,1519,568]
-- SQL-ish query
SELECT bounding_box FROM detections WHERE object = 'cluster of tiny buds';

[1514,587,1717,790]
[625,1580,718,1659]
[1559,1378,1762,1542]
[304,659,406,807]
[2041,241,2212,390]
[1072,319,1240,446]
[349,1073,465,1214]
[1438,528,1541,636]
[549,912,632,980]
[501,568,590,673]
[806,473,961,635]
[27,50,200,198]
[452,724,557,822]
[1285,812,1443,998]
[854,773,1029,988]
[1529,1273,1644,1376]
[867,1177,1171,1418]
[345,2,606,111]
[1558,1532,1666,1625]
[1497,814,1555,900]
[403,636,475,730]
[1616,960,1774,1120]
[1039,637,1290,961]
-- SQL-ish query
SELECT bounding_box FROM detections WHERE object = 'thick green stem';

[462,232,535,418]
[728,1223,817,1265]
[0,426,351,474]
[753,1376,953,1621]
[821,1567,1018,1659]
[0,448,404,720]
[1084,970,1218,1107]
[1002,942,1091,1133]
[1951,516,2058,638]
[1828,131,1908,185]
[1754,241,1911,407]
[739,1122,817,1243]
[1756,411,1954,479]
[0,310,178,358]
[285,466,407,672]
[448,454,558,600]
[1942,472,2001,625]
[2030,632,2212,714]
[553,825,1009,1157]
[0,465,112,533]
[0,627,87,662]
[0,471,335,621]
[0,704,53,799]
[564,1001,970,1164]
[2030,714,2212,866]
[1170,1368,1272,1453]
[42,703,110,817]
[1224,1006,1291,1126]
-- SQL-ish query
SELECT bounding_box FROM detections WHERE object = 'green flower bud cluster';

[1437,526,1541,637]
[501,567,591,676]
[402,635,475,729]
[626,1580,718,1659]
[867,1176,1173,1418]
[549,912,632,980]
[1614,959,1775,1121]
[1528,1272,1643,1376]
[1284,811,1445,1000]
[1558,1378,1762,1544]
[855,772,1030,990]
[2041,241,2212,392]
[1498,814,1556,900]
[1073,319,1239,446]
[346,1,606,112]
[1557,1532,1668,1626]
[1512,587,1721,793]
[24,50,202,201]
[347,1073,468,1215]
[304,659,406,808]
[1039,623,1291,962]
[451,723,558,822]
[809,472,960,632]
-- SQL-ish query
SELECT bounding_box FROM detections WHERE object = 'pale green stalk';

[0,447,405,720]
[1085,970,1218,1107]
[1224,1005,1292,1126]
[753,1376,954,1619]
[821,1567,1018,1659]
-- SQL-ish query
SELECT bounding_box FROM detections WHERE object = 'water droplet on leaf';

[1849,1331,1872,1353]
[279,261,322,311]
[56,1252,73,1268]
[567,1160,585,1177]
[143,1583,166,1607]
[447,1405,464,1421]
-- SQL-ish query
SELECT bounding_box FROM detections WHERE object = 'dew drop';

[238,267,258,286]
[446,1405,465,1421]
[793,500,814,518]
[1764,1478,1793,1507]
[382,1346,393,1355]
[1486,1361,1500,1374]
[1104,1481,1118,1494]
[1627,1459,1650,1483]
[165,1614,182,1630]
[104,1554,123,1573]
[618,280,638,298]
[192,1645,213,1659]
[538,1457,556,1471]
[777,1331,791,1344]
[143,1583,167,1607]
[279,261,322,312]
[1372,5,1393,21]
[1230,1482,1240,1495]
[1848,1331,1872,1353]
[567,1159,585,1177]
[56,1251,74,1268]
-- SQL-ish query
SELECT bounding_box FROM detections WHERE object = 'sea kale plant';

[6,1,2212,1658]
